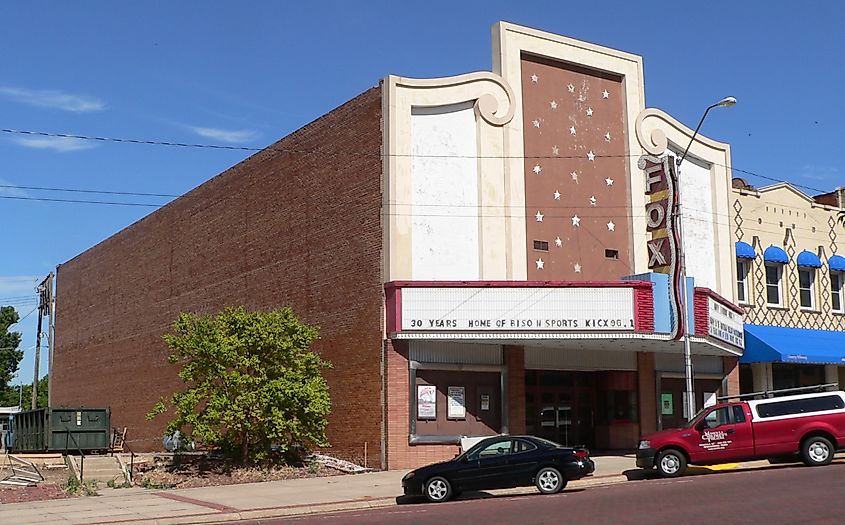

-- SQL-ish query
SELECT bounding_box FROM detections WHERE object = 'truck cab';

[637,386,845,477]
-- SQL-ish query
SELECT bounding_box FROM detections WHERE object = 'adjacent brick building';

[54,23,745,469]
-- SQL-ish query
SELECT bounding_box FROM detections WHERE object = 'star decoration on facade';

[535,210,544,222]
[590,196,597,206]
[574,263,582,273]
[571,171,579,182]
[567,83,575,93]
[587,150,595,161]
[605,177,614,186]
[550,100,558,109]
[607,221,616,232]
[552,145,560,156]
[553,190,561,200]
[602,89,609,99]
[555,237,562,247]
[532,119,541,128]
[536,258,545,270]
[586,107,594,117]
[569,126,576,135]
[533,164,542,174]
[605,132,612,142]
[572,215,581,227]
[531,73,539,83]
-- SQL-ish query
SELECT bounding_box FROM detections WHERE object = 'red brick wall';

[722,356,740,397]
[53,87,385,465]
[637,352,657,435]
[504,345,525,434]
[385,340,460,469]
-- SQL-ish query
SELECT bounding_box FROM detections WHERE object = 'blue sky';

[1,1,843,392]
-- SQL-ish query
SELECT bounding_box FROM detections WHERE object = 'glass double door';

[525,371,595,448]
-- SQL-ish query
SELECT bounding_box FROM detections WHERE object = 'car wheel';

[655,449,687,478]
[535,467,566,494]
[424,476,452,503]
[801,436,834,467]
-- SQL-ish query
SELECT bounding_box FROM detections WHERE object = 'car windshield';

[680,408,709,428]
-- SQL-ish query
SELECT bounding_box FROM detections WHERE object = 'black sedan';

[401,435,595,503]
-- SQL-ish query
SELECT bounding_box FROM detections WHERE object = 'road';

[232,462,845,525]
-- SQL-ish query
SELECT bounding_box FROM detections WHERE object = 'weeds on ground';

[106,479,133,489]
[65,475,100,496]
[137,476,176,490]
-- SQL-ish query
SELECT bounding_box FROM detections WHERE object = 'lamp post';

[675,96,736,421]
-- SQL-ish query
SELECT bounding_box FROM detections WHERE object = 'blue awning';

[735,241,756,259]
[830,254,845,272]
[741,324,845,365]
[763,246,789,264]
[797,250,822,268]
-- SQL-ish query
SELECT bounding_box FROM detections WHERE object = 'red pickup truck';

[637,389,845,477]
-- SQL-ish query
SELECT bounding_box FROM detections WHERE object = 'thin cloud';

[190,126,260,144]
[0,178,31,198]
[799,164,840,183]
[0,276,39,299]
[0,86,106,112]
[10,136,97,152]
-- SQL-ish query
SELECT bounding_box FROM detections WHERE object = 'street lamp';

[675,96,736,421]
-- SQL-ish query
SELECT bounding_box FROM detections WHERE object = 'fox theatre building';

[380,23,745,469]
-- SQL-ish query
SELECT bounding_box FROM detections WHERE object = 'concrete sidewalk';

[1,454,837,525]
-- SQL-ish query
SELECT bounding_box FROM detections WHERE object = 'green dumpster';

[10,408,111,452]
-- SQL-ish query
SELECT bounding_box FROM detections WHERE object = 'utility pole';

[31,275,51,409]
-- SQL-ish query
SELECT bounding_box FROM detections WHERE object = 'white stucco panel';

[411,103,479,280]
[677,157,717,290]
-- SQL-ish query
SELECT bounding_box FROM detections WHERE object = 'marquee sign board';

[708,297,744,348]
[399,287,635,332]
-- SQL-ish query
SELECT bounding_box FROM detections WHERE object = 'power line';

[1,128,262,152]
[0,184,179,198]
[0,194,166,207]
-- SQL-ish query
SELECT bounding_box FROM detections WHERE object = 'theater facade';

[53,23,744,470]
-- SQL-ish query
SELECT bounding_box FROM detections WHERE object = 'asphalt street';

[231,462,845,525]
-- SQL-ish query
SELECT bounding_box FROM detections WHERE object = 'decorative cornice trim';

[388,72,515,126]
[635,107,730,156]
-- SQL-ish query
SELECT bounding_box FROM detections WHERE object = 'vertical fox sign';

[639,155,685,340]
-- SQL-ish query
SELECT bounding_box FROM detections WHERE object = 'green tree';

[0,375,48,408]
[148,306,332,464]
[0,306,23,391]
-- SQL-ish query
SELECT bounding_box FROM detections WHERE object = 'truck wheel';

[535,467,566,494]
[801,436,834,467]
[424,476,452,503]
[655,449,687,478]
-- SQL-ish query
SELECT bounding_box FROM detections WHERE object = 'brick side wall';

[634,284,655,332]
[385,340,461,469]
[53,87,385,464]
[693,289,710,337]
[722,356,740,397]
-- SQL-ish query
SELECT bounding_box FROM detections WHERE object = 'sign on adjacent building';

[707,297,745,348]
[400,287,635,332]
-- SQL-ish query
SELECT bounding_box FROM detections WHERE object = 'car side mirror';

[695,421,707,432]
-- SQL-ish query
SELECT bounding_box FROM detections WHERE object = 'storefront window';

[596,389,638,425]
[772,363,825,391]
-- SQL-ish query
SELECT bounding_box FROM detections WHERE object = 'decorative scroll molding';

[391,72,515,126]
[635,108,730,156]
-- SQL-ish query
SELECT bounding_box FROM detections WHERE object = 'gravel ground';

[0,454,343,504]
